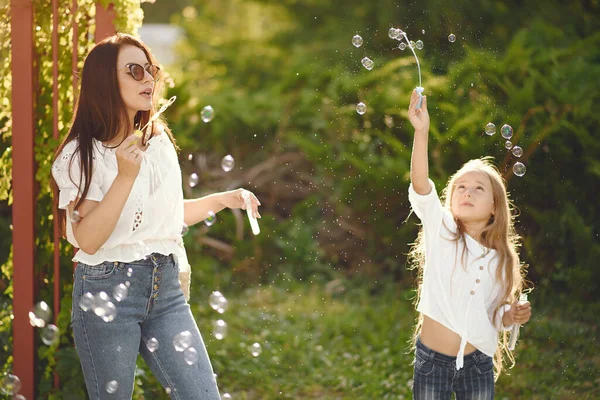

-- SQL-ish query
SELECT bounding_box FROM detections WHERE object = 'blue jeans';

[71,253,221,399]
[413,336,494,400]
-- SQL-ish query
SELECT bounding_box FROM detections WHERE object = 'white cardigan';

[409,179,512,369]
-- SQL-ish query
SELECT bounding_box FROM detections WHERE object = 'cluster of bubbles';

[173,330,200,365]
[29,301,59,345]
[79,290,118,322]
[209,290,229,314]
[484,122,527,176]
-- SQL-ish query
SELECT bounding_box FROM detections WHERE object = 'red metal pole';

[10,0,36,397]
[51,0,60,390]
[95,2,116,42]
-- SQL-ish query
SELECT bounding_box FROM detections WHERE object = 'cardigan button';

[470,290,475,295]
[479,266,484,270]
[476,279,480,283]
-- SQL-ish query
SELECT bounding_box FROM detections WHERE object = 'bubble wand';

[134,95,177,140]
[242,190,260,235]
[399,31,424,110]
[508,293,528,350]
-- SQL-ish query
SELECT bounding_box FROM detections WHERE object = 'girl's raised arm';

[408,90,431,195]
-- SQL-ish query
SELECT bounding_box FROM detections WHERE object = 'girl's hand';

[115,133,143,181]
[219,189,262,218]
[408,89,430,133]
[506,300,532,325]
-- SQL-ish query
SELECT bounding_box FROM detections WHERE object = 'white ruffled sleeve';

[408,179,446,242]
[52,141,105,209]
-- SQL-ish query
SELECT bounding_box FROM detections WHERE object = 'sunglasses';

[121,63,160,81]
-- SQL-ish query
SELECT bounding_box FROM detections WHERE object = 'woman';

[51,33,260,399]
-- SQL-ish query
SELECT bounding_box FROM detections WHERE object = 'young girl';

[406,90,532,399]
[51,33,260,399]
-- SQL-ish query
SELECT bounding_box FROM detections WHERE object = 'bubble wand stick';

[400,31,424,110]
[133,95,177,140]
[508,293,528,350]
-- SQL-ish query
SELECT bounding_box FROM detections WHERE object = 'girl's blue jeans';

[71,253,221,399]
[413,336,495,400]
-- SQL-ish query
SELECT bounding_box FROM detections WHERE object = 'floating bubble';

[398,42,407,51]
[501,124,513,139]
[102,301,117,323]
[205,211,217,227]
[201,105,214,123]
[41,324,60,345]
[356,102,367,115]
[94,292,110,318]
[250,342,262,357]
[173,330,193,352]
[505,141,513,149]
[409,40,416,49]
[29,301,52,328]
[485,122,496,136]
[448,33,456,43]
[208,291,228,313]
[187,153,193,161]
[422,29,425,34]
[112,283,128,302]
[189,173,199,188]
[221,155,235,172]
[147,337,159,352]
[14,395,26,400]
[388,28,400,39]
[127,267,133,277]
[181,223,189,236]
[222,394,232,399]
[106,380,118,394]
[71,210,82,223]
[213,319,228,340]
[512,145,523,157]
[415,40,424,50]
[0,374,21,395]
[79,292,95,312]
[361,57,374,70]
[513,162,526,177]
[352,35,363,48]
[184,347,199,365]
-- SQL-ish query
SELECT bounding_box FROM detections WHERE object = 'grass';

[170,282,600,400]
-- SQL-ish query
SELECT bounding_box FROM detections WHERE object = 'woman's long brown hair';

[407,157,530,380]
[51,33,178,237]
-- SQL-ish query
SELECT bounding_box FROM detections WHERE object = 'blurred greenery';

[1,0,599,398]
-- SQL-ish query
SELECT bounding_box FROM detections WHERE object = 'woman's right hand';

[408,89,430,133]
[115,134,143,181]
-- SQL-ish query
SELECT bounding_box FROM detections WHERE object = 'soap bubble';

[513,162,526,177]
[189,173,199,188]
[221,155,235,172]
[29,301,52,328]
[361,57,374,70]
[213,319,228,340]
[112,283,128,302]
[127,267,133,277]
[398,42,407,51]
[106,380,118,394]
[173,330,193,352]
[71,210,82,223]
[356,102,367,115]
[501,124,513,139]
[147,337,159,352]
[209,291,228,313]
[184,347,199,365]
[0,374,21,395]
[223,394,232,399]
[250,342,262,357]
[512,146,523,157]
[409,40,416,49]
[505,141,513,149]
[205,211,217,227]
[415,40,424,50]
[102,301,117,323]
[422,29,425,34]
[201,105,214,123]
[79,292,95,312]
[41,324,60,345]
[448,33,456,43]
[485,122,496,136]
[388,28,400,39]
[352,35,363,48]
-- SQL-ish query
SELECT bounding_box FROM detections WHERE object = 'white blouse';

[51,128,190,273]
[408,179,512,370]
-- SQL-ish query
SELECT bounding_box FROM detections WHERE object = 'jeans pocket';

[415,354,436,376]
[82,261,118,280]
[474,356,494,375]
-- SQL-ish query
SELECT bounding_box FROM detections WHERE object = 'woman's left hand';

[219,189,262,218]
